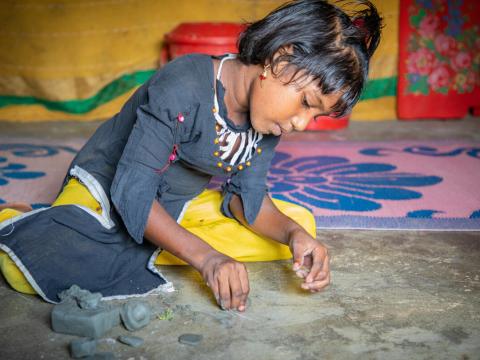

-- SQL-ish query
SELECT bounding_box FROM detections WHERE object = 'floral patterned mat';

[1,139,479,230]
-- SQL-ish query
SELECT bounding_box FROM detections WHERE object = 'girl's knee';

[272,199,316,238]
[0,208,23,223]
[290,207,316,238]
[0,208,37,294]
[0,251,37,294]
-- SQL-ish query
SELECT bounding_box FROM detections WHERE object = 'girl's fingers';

[228,271,244,311]
[295,268,309,278]
[301,275,330,291]
[290,237,331,293]
[238,267,250,311]
[217,274,231,310]
[208,276,220,304]
[305,248,328,283]
[215,263,249,311]
[322,254,330,274]
[302,255,313,270]
[291,242,307,271]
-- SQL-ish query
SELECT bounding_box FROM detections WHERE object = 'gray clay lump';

[178,333,203,346]
[70,338,97,358]
[117,335,144,348]
[51,298,120,338]
[84,352,116,360]
[58,284,102,309]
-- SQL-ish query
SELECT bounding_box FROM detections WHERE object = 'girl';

[0,0,382,312]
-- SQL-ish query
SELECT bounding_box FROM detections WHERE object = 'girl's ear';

[269,45,294,74]
[271,45,293,62]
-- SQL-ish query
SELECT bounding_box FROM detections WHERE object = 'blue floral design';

[268,152,443,212]
[0,143,79,206]
[470,210,480,219]
[445,0,464,37]
[417,0,434,10]
[360,146,480,159]
[408,73,421,84]
[407,209,444,218]
[0,144,77,157]
[0,144,78,187]
[0,156,45,186]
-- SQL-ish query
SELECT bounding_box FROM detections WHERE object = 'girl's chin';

[257,128,281,136]
[270,127,282,136]
[251,121,281,136]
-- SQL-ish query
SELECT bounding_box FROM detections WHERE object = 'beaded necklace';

[212,54,263,173]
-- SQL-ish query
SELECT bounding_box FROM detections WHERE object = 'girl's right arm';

[144,200,249,312]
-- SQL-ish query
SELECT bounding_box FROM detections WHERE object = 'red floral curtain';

[398,0,480,119]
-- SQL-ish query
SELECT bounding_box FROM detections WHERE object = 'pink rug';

[1,139,479,231]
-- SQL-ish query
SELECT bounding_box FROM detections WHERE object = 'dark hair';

[238,0,383,117]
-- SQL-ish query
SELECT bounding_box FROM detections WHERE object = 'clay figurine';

[120,301,151,331]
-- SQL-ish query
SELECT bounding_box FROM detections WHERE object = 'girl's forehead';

[279,67,329,95]
[277,65,314,86]
[274,65,344,108]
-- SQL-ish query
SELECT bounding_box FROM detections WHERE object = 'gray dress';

[0,54,280,303]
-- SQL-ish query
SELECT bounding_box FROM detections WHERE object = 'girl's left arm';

[229,194,330,292]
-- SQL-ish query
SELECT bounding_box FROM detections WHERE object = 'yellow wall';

[0,0,398,122]
[351,0,398,120]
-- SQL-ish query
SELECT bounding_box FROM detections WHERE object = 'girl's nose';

[291,117,310,132]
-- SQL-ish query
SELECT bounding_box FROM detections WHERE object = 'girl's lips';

[271,124,282,136]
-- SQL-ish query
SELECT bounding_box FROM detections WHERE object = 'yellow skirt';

[0,178,316,294]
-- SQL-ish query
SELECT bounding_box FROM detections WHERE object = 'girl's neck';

[214,57,257,127]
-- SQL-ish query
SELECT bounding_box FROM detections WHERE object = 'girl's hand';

[288,229,330,292]
[199,252,249,312]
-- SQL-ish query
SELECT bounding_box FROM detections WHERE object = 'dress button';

[217,162,223,168]
[226,166,232,172]
[238,165,244,170]
[246,161,251,167]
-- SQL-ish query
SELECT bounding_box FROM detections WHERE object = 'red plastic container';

[161,22,348,130]
[306,114,349,131]
[161,22,246,64]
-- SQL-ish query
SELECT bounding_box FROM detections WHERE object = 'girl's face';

[249,65,343,136]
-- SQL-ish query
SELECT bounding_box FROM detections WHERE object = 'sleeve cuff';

[221,180,267,225]
[111,165,166,244]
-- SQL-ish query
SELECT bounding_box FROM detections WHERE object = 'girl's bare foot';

[0,202,33,213]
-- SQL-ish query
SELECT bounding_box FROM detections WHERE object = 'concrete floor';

[0,118,479,360]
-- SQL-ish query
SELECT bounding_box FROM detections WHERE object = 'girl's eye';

[302,95,310,109]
